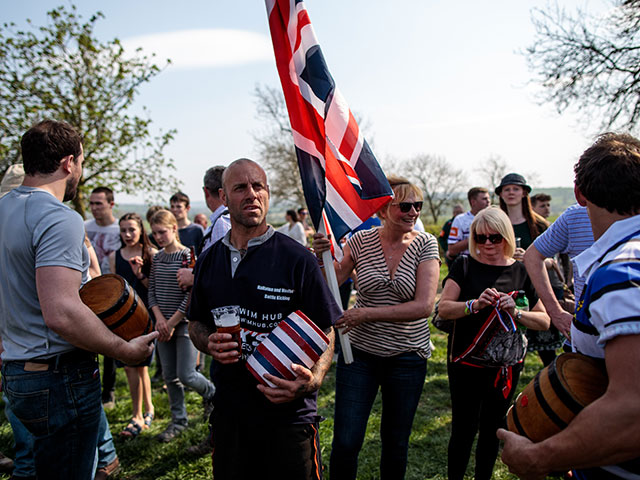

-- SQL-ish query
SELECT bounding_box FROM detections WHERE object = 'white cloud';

[122,29,273,70]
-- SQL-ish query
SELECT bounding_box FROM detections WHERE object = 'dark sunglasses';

[474,233,504,244]
[392,201,423,213]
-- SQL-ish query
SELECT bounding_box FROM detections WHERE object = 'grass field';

[0,328,546,479]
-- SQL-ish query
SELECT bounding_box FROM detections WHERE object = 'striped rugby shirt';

[572,215,640,479]
[148,248,191,319]
[347,228,440,359]
[533,204,594,303]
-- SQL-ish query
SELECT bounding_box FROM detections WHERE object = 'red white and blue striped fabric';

[246,310,330,387]
[265,0,393,245]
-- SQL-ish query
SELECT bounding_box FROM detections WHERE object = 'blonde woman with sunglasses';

[438,207,549,480]
[313,175,440,480]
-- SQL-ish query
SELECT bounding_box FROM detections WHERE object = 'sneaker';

[95,457,120,480]
[202,394,215,420]
[156,423,186,443]
[186,435,213,457]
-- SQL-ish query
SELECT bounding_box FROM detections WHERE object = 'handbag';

[431,255,469,334]
[451,291,528,368]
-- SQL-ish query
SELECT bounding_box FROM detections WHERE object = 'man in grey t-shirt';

[0,120,157,480]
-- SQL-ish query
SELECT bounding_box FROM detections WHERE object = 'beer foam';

[215,313,239,328]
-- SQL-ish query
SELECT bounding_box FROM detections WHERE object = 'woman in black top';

[438,207,549,480]
[108,213,157,438]
[496,173,562,366]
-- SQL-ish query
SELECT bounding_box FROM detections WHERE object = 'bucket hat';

[495,173,531,195]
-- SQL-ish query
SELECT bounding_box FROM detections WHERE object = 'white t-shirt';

[447,211,474,255]
[276,221,307,246]
[85,218,121,274]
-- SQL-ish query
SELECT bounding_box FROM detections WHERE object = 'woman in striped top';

[314,176,440,480]
[148,210,215,443]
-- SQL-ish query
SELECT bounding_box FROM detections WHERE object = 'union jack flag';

[265,0,393,245]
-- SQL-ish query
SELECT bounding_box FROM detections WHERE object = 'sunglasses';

[474,233,504,244]
[392,201,423,213]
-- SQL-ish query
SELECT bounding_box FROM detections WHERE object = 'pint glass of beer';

[212,305,242,355]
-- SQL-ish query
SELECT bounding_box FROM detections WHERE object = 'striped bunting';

[247,310,330,387]
[265,0,393,246]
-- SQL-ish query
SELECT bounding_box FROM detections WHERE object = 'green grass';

[0,334,547,479]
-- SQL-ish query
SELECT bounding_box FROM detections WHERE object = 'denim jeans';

[95,407,117,470]
[329,348,427,480]
[2,357,102,480]
[4,394,116,476]
[4,394,35,477]
[157,322,215,425]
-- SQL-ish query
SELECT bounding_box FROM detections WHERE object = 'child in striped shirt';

[148,210,215,443]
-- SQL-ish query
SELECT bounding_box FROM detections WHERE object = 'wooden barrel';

[507,352,608,442]
[80,274,151,341]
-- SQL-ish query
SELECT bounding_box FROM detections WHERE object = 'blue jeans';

[4,394,35,478]
[157,322,215,425]
[95,407,117,470]
[2,357,102,480]
[3,396,116,476]
[329,348,427,480]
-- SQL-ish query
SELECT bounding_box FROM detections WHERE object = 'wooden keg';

[507,353,608,442]
[80,274,151,341]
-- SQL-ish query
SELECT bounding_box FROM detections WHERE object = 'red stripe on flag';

[324,148,388,220]
[338,111,359,160]
[258,344,297,380]
[294,8,312,52]
[279,320,320,362]
[292,310,329,342]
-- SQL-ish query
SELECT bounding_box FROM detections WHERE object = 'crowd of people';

[0,120,639,480]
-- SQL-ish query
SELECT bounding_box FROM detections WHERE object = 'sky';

[4,0,611,205]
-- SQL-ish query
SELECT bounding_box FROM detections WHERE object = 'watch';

[515,309,522,321]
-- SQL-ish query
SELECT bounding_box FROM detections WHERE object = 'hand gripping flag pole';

[265,0,393,363]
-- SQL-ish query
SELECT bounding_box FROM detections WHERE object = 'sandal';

[143,412,154,428]
[120,419,143,438]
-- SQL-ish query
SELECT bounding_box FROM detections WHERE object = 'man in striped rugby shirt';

[498,133,640,479]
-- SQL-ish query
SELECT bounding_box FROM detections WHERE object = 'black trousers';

[447,360,523,480]
[101,356,116,401]
[211,409,323,480]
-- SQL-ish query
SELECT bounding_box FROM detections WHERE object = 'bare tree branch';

[524,1,640,133]
[401,154,466,223]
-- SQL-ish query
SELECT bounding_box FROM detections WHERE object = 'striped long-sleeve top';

[148,248,190,319]
[346,227,440,359]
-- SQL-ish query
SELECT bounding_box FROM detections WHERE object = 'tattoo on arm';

[188,320,214,354]
[307,330,335,392]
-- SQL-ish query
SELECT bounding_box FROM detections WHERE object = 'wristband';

[464,299,477,315]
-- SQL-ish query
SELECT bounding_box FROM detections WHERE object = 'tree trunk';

[72,189,86,218]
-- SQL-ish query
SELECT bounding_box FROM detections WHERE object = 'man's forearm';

[500,335,640,477]
[448,238,468,256]
[189,320,214,354]
[44,297,130,359]
[523,246,563,315]
[309,328,335,391]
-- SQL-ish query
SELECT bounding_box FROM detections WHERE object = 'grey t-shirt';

[0,186,89,361]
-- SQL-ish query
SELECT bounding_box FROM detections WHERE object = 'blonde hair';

[149,209,178,228]
[468,207,516,260]
[378,175,423,218]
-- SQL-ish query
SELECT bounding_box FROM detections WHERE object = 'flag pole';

[318,222,354,364]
